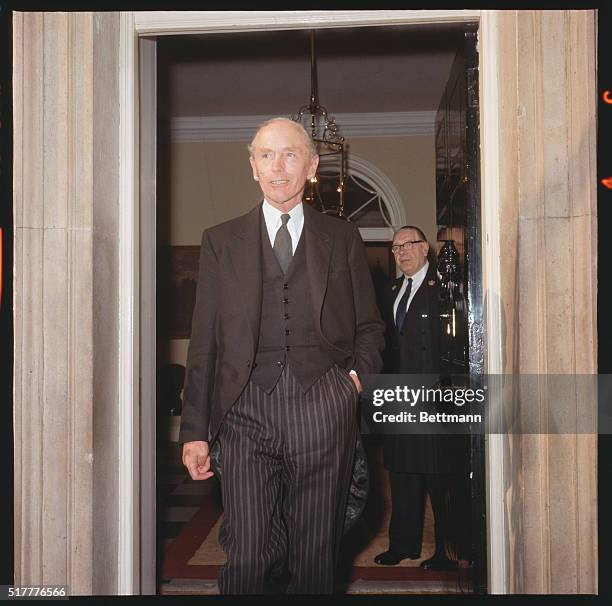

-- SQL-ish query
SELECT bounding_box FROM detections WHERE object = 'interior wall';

[159,141,259,246]
[161,135,436,247]
[349,136,437,241]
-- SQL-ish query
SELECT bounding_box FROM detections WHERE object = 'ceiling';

[158,23,469,119]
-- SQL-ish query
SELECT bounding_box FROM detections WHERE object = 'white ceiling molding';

[170,111,437,143]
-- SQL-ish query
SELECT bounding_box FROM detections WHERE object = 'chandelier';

[293,30,348,220]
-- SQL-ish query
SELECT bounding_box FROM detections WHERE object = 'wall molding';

[170,111,437,143]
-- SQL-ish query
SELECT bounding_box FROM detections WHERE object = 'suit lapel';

[390,276,404,304]
[226,204,263,352]
[303,204,332,332]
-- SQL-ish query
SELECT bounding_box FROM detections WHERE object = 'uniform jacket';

[381,263,470,474]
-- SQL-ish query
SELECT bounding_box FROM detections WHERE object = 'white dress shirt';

[393,261,429,322]
[262,199,304,254]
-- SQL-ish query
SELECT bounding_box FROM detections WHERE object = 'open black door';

[434,24,486,593]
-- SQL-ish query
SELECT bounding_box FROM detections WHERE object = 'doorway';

[151,22,484,595]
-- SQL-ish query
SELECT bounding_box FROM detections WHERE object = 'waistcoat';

[250,218,334,392]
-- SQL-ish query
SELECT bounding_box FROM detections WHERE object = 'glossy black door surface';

[434,24,486,593]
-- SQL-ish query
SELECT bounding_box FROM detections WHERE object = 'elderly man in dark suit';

[374,225,470,571]
[179,117,385,594]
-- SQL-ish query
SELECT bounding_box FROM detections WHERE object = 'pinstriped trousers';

[216,362,358,594]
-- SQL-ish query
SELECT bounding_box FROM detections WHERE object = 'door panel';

[434,25,486,594]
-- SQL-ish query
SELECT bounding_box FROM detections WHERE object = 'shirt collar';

[262,198,304,227]
[404,260,429,284]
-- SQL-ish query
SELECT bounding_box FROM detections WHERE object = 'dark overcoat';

[381,263,470,474]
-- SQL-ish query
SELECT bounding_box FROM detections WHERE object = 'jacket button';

[277,361,284,368]
[285,329,290,335]
[285,346,291,351]
[284,313,290,320]
[283,283,289,290]
[282,298,289,304]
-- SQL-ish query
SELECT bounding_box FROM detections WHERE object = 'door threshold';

[160,577,471,595]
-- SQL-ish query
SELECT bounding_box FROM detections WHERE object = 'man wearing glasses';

[374,225,467,571]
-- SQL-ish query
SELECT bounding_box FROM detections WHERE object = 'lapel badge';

[428,279,436,287]
[391,283,398,291]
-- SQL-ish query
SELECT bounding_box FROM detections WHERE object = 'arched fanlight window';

[314,153,406,235]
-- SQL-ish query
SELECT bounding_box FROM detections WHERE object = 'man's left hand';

[349,371,363,394]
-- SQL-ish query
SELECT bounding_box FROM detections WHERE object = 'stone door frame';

[118,10,508,594]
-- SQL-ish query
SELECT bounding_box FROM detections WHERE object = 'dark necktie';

[395,277,413,332]
[273,214,292,273]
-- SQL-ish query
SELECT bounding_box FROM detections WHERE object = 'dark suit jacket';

[382,263,441,376]
[179,202,385,445]
[382,263,470,474]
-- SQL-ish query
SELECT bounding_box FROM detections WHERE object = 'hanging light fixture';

[293,30,348,219]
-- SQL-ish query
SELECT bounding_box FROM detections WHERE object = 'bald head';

[248,117,317,159]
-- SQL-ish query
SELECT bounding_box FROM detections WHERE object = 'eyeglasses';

[391,240,425,253]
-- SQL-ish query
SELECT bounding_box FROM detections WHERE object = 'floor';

[156,438,473,595]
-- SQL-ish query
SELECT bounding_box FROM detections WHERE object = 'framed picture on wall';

[157,245,200,339]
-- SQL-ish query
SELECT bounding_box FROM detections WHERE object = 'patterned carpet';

[158,440,473,594]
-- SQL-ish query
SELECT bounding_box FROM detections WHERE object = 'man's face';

[392,228,429,276]
[249,121,319,211]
